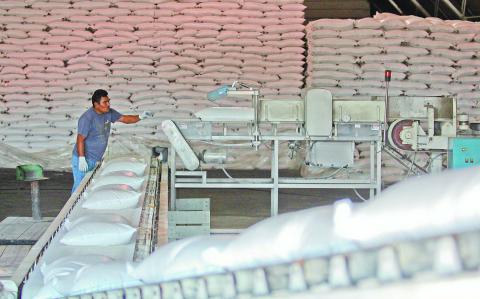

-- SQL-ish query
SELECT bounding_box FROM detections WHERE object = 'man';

[71,89,153,192]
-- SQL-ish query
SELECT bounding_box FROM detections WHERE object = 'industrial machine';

[164,80,480,216]
[387,96,457,152]
[383,95,480,172]
[163,84,385,216]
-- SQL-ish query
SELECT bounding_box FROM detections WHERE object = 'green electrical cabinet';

[448,137,480,169]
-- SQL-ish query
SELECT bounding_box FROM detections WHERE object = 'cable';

[220,166,351,197]
[221,167,234,179]
[353,188,367,202]
[423,156,431,170]
[237,188,342,199]
[406,151,417,177]
[312,165,348,179]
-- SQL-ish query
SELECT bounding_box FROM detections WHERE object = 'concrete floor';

[0,168,367,228]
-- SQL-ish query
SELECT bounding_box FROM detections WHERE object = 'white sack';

[310,19,354,30]
[220,205,356,270]
[71,262,140,296]
[335,167,480,247]
[40,255,114,285]
[130,235,232,283]
[92,172,145,191]
[60,222,136,246]
[100,159,147,176]
[82,185,141,210]
[64,214,132,231]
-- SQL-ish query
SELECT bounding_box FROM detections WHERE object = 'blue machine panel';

[448,137,480,169]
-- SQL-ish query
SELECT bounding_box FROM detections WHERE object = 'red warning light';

[385,70,392,82]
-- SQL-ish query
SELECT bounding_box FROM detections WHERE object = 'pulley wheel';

[388,119,414,151]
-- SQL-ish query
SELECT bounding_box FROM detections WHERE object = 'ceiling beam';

[441,0,465,19]
[388,0,405,14]
[409,0,432,17]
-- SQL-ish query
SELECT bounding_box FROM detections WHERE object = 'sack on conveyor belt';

[335,166,480,247]
[129,235,232,283]
[64,213,132,230]
[33,255,114,298]
[100,158,147,176]
[40,255,114,287]
[36,261,140,298]
[60,221,136,246]
[91,171,146,191]
[0,280,18,299]
[82,185,141,210]
[219,205,357,270]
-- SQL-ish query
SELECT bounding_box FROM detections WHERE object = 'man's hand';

[79,156,89,172]
[139,111,154,120]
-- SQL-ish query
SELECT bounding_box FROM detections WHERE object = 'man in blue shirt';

[71,89,153,192]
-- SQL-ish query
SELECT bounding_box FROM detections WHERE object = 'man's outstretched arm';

[118,111,153,124]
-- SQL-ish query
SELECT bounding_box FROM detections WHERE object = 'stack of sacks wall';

[0,0,305,162]
[306,13,480,116]
[306,13,480,183]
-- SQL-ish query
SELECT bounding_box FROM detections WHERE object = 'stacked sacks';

[0,0,306,165]
[306,13,480,120]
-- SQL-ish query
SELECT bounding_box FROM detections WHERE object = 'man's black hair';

[91,89,108,106]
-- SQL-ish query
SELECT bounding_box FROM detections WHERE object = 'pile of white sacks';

[27,166,480,297]
[24,157,149,298]
[306,13,480,120]
[0,0,305,157]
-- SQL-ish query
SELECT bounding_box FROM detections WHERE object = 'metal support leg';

[30,181,41,221]
[271,139,279,216]
[370,141,375,199]
[169,147,176,211]
[376,141,382,196]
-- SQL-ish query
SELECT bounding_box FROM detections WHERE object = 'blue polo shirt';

[73,107,122,162]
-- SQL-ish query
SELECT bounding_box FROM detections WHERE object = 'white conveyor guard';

[194,107,254,122]
[161,120,200,171]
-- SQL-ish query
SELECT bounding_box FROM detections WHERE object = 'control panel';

[448,137,480,169]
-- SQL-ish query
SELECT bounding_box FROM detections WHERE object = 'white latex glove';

[78,156,89,172]
[139,111,154,120]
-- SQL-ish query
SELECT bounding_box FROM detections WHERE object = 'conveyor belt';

[134,157,161,262]
[62,224,480,299]
[3,156,162,298]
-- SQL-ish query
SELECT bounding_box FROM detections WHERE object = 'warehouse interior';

[1,0,480,298]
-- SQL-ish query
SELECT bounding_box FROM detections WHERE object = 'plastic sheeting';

[0,135,155,171]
